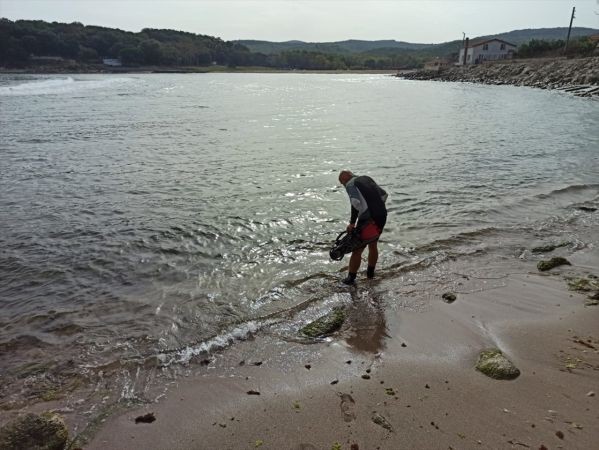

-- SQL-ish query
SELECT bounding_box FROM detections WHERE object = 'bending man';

[338,170,388,285]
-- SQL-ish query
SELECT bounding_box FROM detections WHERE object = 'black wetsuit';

[345,175,388,230]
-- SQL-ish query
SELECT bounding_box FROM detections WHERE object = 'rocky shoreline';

[399,56,599,97]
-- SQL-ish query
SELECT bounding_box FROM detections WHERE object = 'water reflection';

[345,286,390,354]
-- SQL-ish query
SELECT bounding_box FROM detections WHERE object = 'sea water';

[1,73,598,410]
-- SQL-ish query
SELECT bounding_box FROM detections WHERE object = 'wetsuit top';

[345,175,388,230]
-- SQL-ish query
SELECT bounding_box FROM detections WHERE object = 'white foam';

[0,76,137,97]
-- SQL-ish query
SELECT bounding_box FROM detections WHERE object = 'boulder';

[537,257,571,271]
[300,307,346,338]
[476,349,520,380]
[0,413,68,450]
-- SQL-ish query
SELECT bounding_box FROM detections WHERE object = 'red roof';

[467,38,517,48]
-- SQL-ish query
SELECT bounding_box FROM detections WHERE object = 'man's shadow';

[344,286,390,354]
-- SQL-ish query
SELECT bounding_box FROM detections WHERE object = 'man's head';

[338,170,353,186]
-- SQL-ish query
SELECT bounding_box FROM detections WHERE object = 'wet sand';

[87,250,599,450]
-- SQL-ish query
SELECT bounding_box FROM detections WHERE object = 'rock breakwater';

[399,57,599,97]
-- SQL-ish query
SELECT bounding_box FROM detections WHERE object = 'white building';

[102,58,122,67]
[459,39,516,65]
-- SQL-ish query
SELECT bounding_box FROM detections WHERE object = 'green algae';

[476,349,520,380]
[566,276,599,292]
[537,257,571,271]
[0,412,69,450]
[531,242,570,254]
[300,307,346,338]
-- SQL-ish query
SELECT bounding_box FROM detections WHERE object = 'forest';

[0,19,596,71]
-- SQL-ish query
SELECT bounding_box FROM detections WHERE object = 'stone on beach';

[476,349,520,380]
[537,257,571,272]
[441,292,457,303]
[300,307,346,338]
[0,412,69,450]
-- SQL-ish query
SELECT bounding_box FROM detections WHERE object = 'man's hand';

[346,223,355,232]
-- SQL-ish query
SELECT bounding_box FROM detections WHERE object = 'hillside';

[236,27,598,55]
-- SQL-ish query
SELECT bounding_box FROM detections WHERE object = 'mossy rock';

[476,349,520,380]
[537,257,571,271]
[300,307,346,338]
[566,276,599,292]
[0,412,68,450]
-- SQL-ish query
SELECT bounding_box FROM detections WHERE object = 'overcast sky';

[2,0,598,43]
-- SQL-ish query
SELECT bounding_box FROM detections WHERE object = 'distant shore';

[398,56,599,97]
[0,64,401,75]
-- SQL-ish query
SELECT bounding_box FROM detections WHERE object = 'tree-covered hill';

[236,27,598,55]
[1,19,597,71]
[0,19,256,66]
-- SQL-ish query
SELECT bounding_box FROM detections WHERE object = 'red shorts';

[360,222,382,241]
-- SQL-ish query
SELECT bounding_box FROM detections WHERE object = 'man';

[338,170,388,285]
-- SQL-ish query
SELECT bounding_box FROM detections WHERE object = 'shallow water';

[0,73,598,411]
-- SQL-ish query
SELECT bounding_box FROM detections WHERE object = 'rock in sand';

[475,349,520,380]
[0,412,69,450]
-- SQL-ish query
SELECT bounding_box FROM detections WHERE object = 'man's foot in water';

[366,265,375,279]
[342,273,357,285]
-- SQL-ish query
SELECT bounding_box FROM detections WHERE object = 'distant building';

[459,39,516,65]
[423,58,450,71]
[103,58,122,66]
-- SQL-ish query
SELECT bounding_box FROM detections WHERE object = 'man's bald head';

[338,170,353,186]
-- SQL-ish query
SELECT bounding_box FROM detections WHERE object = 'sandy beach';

[86,248,599,450]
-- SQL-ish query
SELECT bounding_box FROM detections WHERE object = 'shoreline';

[0,66,400,75]
[83,249,599,449]
[398,56,599,97]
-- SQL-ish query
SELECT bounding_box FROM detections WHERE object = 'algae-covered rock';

[300,307,346,338]
[537,257,571,271]
[531,242,569,254]
[0,412,68,450]
[475,349,520,380]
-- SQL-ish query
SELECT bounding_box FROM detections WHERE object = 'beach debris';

[331,443,342,450]
[576,206,597,212]
[401,342,407,347]
[351,444,359,450]
[330,379,339,385]
[247,390,261,395]
[292,401,301,411]
[475,348,520,380]
[587,391,595,397]
[371,412,393,431]
[442,292,457,303]
[572,338,596,349]
[304,364,311,370]
[585,299,599,306]
[255,440,264,447]
[361,374,371,380]
[507,439,530,447]
[537,257,571,271]
[385,387,396,396]
[135,412,156,424]
[0,412,69,450]
[339,393,356,422]
[300,307,346,338]
[251,361,263,366]
[555,430,564,439]
[199,358,211,366]
[425,384,430,389]
[531,242,569,254]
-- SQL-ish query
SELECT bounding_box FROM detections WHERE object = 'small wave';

[536,183,599,200]
[0,76,136,97]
